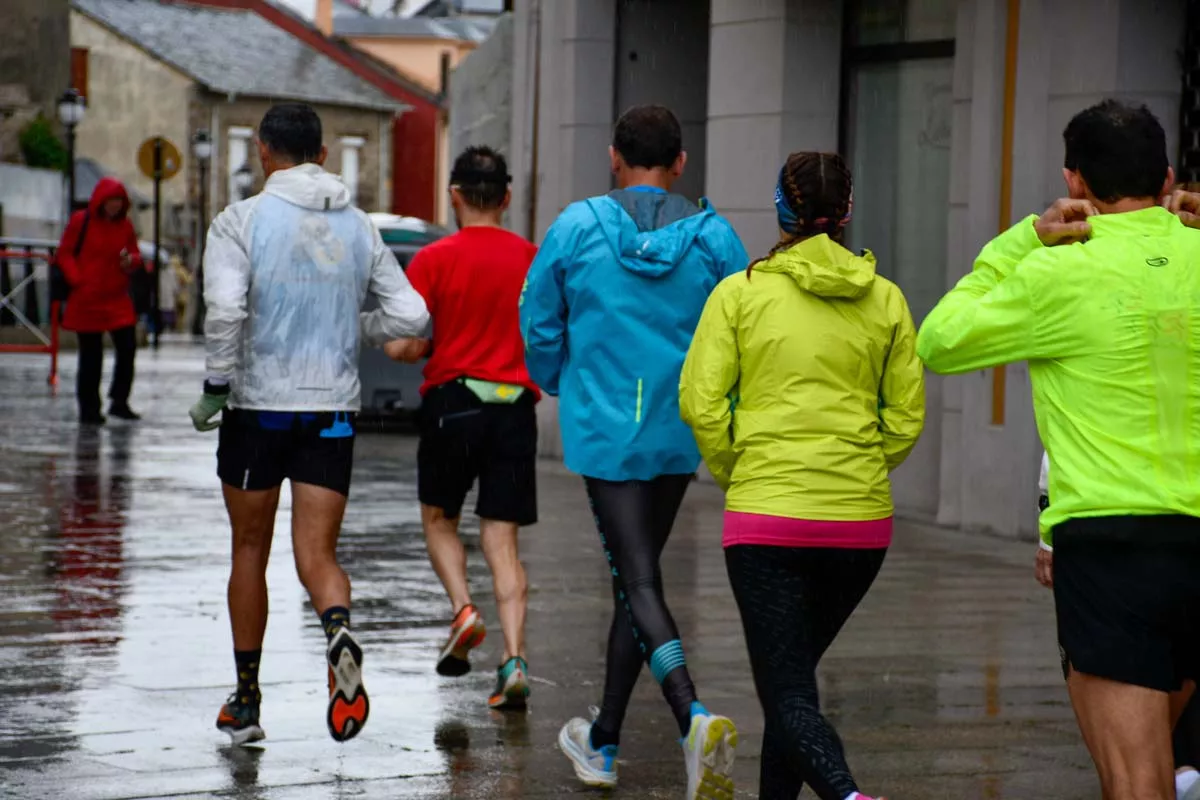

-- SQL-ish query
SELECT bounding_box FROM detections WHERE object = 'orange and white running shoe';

[436,604,487,677]
[216,694,265,746]
[326,627,369,742]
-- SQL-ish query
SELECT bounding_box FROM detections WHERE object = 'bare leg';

[1067,667,1174,800]
[479,519,526,661]
[422,504,472,614]
[291,482,350,614]
[223,484,281,650]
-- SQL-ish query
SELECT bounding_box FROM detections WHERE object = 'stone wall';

[0,0,71,164]
[202,95,392,215]
[449,14,514,226]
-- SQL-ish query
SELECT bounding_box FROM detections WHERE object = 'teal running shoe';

[488,656,530,710]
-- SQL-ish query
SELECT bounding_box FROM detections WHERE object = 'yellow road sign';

[137,137,183,181]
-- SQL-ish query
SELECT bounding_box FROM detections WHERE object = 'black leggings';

[76,326,136,417]
[726,544,887,800]
[585,474,698,741]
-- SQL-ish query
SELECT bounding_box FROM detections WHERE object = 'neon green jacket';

[917,207,1200,545]
[679,235,925,521]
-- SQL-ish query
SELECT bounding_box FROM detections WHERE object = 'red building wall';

[392,104,438,220]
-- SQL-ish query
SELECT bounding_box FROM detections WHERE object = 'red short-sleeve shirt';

[405,226,541,398]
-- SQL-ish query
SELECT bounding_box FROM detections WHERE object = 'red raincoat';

[57,178,144,333]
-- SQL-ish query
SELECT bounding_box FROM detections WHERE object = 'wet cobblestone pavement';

[0,343,1095,799]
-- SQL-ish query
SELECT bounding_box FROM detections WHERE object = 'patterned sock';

[320,606,351,642]
[234,649,262,706]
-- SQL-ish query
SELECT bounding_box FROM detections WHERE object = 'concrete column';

[705,0,843,258]
[511,0,617,460]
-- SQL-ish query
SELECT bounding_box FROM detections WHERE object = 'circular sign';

[137,136,183,181]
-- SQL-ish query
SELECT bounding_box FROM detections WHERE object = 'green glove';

[190,381,230,432]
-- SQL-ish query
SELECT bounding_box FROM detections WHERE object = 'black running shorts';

[1053,516,1200,692]
[217,409,356,496]
[417,380,537,525]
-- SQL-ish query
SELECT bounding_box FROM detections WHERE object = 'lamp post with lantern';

[57,88,86,217]
[190,130,213,336]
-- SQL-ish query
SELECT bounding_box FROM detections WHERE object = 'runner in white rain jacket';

[187,104,427,748]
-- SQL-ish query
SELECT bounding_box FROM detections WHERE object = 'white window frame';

[340,136,366,206]
[227,126,254,206]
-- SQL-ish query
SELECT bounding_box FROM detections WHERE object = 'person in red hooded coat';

[57,178,146,424]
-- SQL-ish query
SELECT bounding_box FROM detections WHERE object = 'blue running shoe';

[488,656,530,710]
[557,714,618,788]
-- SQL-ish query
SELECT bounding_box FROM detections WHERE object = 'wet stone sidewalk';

[0,343,1094,799]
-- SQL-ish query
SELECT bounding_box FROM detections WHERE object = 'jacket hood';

[88,177,131,218]
[753,235,877,299]
[587,189,710,278]
[263,163,352,211]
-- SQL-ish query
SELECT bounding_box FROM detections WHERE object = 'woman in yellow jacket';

[680,152,924,800]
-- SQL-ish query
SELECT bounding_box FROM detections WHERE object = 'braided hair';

[749,152,854,277]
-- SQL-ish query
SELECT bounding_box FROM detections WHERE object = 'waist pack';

[461,377,527,404]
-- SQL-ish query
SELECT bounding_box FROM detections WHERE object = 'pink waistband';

[723,511,893,549]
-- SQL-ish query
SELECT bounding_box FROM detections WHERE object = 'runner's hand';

[1035,547,1053,589]
[189,391,228,432]
[383,337,430,364]
[1034,198,1099,246]
[1163,189,1200,229]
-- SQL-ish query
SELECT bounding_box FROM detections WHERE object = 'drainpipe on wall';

[526,0,541,241]
[992,0,1021,427]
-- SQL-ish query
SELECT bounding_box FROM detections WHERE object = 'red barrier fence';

[0,249,59,387]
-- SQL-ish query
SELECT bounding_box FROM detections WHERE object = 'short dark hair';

[258,103,323,164]
[450,145,510,209]
[1063,100,1168,203]
[612,105,682,170]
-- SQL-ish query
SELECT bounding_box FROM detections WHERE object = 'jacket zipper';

[636,378,643,424]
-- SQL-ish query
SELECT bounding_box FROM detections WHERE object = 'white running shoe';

[682,709,737,800]
[557,715,618,788]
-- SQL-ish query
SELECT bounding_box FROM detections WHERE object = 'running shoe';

[326,627,369,742]
[682,704,737,800]
[557,715,618,788]
[1183,779,1200,800]
[488,656,531,710]
[216,693,265,746]
[436,604,486,677]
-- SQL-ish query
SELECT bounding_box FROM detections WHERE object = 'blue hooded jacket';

[520,187,749,481]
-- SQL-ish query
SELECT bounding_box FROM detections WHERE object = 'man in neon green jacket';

[918,100,1200,800]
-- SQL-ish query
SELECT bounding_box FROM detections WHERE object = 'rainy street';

[0,344,1095,800]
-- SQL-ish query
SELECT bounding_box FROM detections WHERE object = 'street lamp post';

[190,130,213,336]
[57,89,86,218]
[235,164,254,200]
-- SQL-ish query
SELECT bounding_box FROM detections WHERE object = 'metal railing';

[0,237,61,386]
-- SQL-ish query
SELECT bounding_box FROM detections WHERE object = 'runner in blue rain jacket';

[520,105,748,798]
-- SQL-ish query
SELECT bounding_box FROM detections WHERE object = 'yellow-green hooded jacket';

[679,235,926,521]
[918,208,1200,546]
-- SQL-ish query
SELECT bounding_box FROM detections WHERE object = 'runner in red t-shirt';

[385,146,538,711]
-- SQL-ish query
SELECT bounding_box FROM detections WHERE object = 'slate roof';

[71,0,405,112]
[334,14,497,44]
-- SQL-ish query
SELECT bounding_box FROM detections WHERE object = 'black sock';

[589,721,620,750]
[320,606,351,642]
[234,649,262,707]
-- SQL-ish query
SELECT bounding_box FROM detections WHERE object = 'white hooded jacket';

[203,164,429,411]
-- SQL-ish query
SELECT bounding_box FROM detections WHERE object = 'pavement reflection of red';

[51,430,129,646]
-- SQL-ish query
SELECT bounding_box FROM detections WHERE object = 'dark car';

[359,214,450,417]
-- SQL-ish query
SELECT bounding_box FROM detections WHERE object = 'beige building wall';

[70,11,192,227]
[345,37,472,93]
